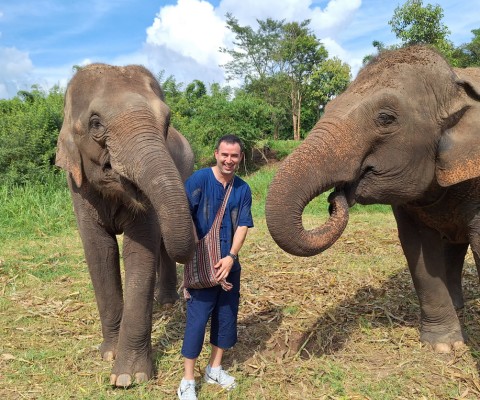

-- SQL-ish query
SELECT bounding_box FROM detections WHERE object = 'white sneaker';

[204,365,236,390]
[177,378,197,400]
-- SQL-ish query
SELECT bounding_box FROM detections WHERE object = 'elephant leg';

[72,194,123,362]
[468,227,480,280]
[154,240,179,306]
[444,242,468,310]
[393,206,465,353]
[110,217,157,387]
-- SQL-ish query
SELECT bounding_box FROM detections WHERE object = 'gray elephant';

[55,64,195,387]
[266,46,480,353]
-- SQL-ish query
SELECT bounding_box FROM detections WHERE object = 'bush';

[0,86,64,186]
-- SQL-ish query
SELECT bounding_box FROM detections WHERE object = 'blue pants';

[181,269,241,359]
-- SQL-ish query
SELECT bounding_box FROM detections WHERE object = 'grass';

[2,166,480,399]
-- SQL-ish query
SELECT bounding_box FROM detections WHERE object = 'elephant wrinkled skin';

[55,64,195,387]
[266,46,480,353]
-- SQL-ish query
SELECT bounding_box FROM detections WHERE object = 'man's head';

[214,134,244,178]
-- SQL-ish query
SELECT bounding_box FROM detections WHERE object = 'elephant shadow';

[285,261,480,362]
[226,304,283,368]
[149,260,480,378]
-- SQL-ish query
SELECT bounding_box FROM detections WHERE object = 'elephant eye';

[377,112,396,126]
[89,115,106,141]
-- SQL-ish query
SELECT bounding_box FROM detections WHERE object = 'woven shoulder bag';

[183,178,234,295]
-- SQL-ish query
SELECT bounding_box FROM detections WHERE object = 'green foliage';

[168,84,277,168]
[365,0,479,68]
[306,57,351,121]
[451,28,480,67]
[221,15,348,141]
[0,86,64,186]
[0,173,73,243]
[388,0,451,47]
[220,14,284,82]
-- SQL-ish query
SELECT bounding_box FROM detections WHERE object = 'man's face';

[214,141,243,176]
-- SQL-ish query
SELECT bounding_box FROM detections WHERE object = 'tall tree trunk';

[292,87,301,141]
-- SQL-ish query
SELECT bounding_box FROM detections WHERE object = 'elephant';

[265,45,480,354]
[55,63,195,387]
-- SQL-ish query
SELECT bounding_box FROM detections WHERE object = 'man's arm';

[214,226,249,280]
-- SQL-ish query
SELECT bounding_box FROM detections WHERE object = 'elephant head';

[56,64,195,263]
[266,46,480,256]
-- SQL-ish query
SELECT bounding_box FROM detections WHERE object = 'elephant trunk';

[265,125,354,256]
[110,124,195,263]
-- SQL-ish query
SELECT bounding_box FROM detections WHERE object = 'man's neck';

[212,166,234,187]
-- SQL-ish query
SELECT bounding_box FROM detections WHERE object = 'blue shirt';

[185,167,254,271]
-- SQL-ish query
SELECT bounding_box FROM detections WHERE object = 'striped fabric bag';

[183,179,234,297]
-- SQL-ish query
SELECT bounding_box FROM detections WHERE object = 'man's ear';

[435,68,480,186]
[55,96,83,187]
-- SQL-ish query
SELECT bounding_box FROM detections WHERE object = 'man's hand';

[214,256,234,281]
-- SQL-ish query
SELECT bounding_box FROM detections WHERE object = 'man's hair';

[215,134,244,153]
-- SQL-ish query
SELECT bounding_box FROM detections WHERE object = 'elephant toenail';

[135,372,149,383]
[102,351,115,361]
[115,374,132,387]
[433,343,451,353]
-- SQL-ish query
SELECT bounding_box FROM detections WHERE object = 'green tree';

[221,15,288,139]
[365,1,456,65]
[279,21,328,140]
[306,57,351,121]
[451,29,480,67]
[388,0,456,61]
[389,0,451,46]
[220,15,284,83]
[180,87,276,169]
[221,16,332,140]
[0,85,64,185]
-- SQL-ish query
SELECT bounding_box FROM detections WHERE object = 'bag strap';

[212,176,235,228]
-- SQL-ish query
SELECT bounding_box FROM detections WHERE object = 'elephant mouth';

[342,166,376,206]
[98,160,146,210]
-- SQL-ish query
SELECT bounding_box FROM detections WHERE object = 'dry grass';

[2,211,480,399]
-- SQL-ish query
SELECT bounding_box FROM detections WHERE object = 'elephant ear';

[55,96,83,187]
[166,126,194,182]
[436,68,480,187]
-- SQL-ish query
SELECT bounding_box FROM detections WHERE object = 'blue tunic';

[185,167,254,271]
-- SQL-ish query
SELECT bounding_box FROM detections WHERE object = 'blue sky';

[0,0,478,99]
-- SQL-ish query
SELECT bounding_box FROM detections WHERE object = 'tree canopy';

[0,3,478,185]
[221,15,348,140]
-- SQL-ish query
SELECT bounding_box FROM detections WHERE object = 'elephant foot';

[109,349,154,388]
[110,372,149,387]
[154,289,179,306]
[99,340,118,361]
[420,326,466,354]
[432,340,465,353]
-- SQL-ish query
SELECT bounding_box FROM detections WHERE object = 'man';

[178,134,254,400]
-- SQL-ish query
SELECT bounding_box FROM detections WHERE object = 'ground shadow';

[150,277,283,373]
[283,263,480,361]
[226,304,283,367]
[150,258,480,385]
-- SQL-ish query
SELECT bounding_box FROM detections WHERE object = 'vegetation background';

[2,1,480,398]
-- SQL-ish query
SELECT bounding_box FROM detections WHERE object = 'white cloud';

[0,83,8,99]
[143,0,364,85]
[146,0,229,66]
[0,47,34,95]
[309,0,361,38]
[0,47,33,77]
